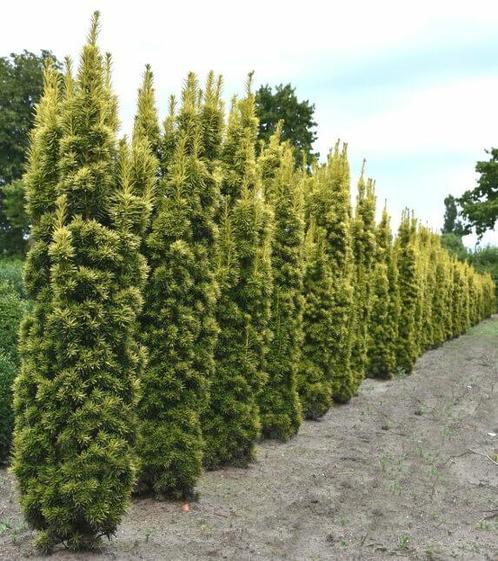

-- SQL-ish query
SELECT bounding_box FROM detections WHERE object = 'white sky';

[2,0,498,246]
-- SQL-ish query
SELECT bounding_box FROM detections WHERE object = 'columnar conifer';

[367,206,398,378]
[9,22,497,539]
[440,250,455,340]
[430,241,450,347]
[415,226,434,352]
[308,143,356,402]
[203,79,272,468]
[299,218,335,418]
[461,263,471,332]
[258,130,304,440]
[351,171,377,382]
[139,72,219,498]
[395,210,419,373]
[14,14,147,550]
[12,60,62,546]
[14,63,62,450]
[132,65,161,160]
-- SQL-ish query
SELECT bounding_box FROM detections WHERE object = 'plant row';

[9,13,496,552]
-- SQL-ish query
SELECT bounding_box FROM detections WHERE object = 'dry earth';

[1,316,497,560]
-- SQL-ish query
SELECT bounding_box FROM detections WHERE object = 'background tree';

[441,193,468,261]
[458,148,498,237]
[255,83,318,167]
[441,231,468,261]
[0,50,60,255]
[1,180,30,255]
[442,194,464,236]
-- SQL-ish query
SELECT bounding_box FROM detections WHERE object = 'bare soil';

[1,316,497,561]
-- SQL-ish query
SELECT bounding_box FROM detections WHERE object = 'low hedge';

[0,279,26,463]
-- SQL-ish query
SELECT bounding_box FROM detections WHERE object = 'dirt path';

[1,317,498,561]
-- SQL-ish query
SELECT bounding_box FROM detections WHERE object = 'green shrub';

[0,352,17,463]
[469,246,498,305]
[0,257,25,298]
[0,280,25,463]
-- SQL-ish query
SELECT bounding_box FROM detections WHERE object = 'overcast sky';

[3,0,498,245]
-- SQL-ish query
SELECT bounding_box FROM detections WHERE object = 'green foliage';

[0,282,24,362]
[299,219,335,418]
[391,213,495,373]
[0,50,59,185]
[308,143,356,402]
[0,257,25,298]
[0,281,26,463]
[367,207,398,378]
[1,180,30,255]
[468,245,498,305]
[415,227,435,352]
[255,83,318,167]
[13,58,62,546]
[351,171,377,383]
[459,148,498,237]
[450,261,467,336]
[0,50,60,256]
[441,232,468,261]
[442,194,464,236]
[0,352,17,463]
[395,211,419,373]
[13,14,147,551]
[203,80,272,469]
[6,17,496,545]
[430,246,451,347]
[258,131,304,440]
[368,262,395,377]
[139,72,219,498]
[133,64,161,161]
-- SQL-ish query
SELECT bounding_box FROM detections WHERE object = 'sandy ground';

[1,316,497,561]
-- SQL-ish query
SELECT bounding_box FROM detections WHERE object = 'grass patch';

[467,316,498,338]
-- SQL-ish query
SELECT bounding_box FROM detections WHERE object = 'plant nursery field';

[1,316,497,561]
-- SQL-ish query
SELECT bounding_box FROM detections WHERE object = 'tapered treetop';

[25,62,61,224]
[133,65,160,157]
[59,12,118,219]
[200,71,224,161]
[377,202,392,254]
[88,11,100,46]
[221,74,259,202]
